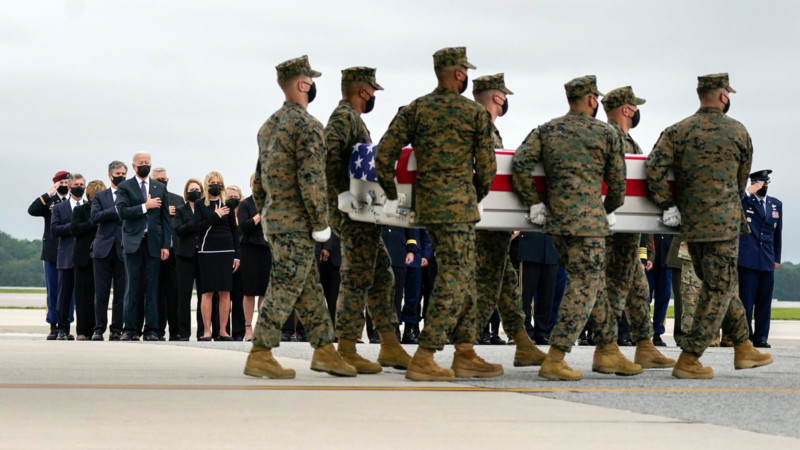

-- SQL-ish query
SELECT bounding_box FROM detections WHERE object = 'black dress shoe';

[753,340,771,348]
[143,333,159,341]
[534,336,550,346]
[369,336,381,344]
[401,329,419,345]
[478,333,490,345]
[178,337,190,342]
[281,332,292,342]
[56,332,67,341]
[47,325,58,340]
[91,332,104,341]
[216,336,234,342]
[158,336,166,341]
[653,334,667,347]
[297,333,309,343]
[617,337,634,347]
[109,332,122,341]
[198,336,212,342]
[120,332,134,341]
[489,334,506,345]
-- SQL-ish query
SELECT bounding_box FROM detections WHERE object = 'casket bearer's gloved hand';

[383,199,400,217]
[337,191,359,213]
[606,212,616,228]
[312,227,331,243]
[528,203,547,225]
[662,206,681,227]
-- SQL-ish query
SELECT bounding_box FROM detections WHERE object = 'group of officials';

[243,46,775,381]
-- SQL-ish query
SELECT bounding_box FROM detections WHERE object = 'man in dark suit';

[647,234,673,346]
[739,170,782,348]
[91,161,128,341]
[152,168,185,340]
[71,182,99,340]
[517,231,559,345]
[51,174,86,340]
[115,152,172,341]
[28,170,71,339]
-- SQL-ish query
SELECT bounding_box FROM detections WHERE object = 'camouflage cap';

[749,169,772,181]
[472,73,514,95]
[276,55,321,81]
[564,75,604,99]
[341,66,384,90]
[697,73,736,93]
[433,47,476,70]
[601,86,646,111]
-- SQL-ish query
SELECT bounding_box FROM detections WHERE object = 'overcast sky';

[5,0,799,260]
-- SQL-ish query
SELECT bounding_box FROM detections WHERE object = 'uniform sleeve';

[50,205,71,238]
[28,193,53,217]
[603,130,627,213]
[738,131,754,193]
[473,109,497,203]
[376,107,413,201]
[511,127,543,207]
[324,109,354,201]
[296,121,329,231]
[645,130,677,209]
[775,201,782,264]
[252,159,266,213]
[116,184,146,220]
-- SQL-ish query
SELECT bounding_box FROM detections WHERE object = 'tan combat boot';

[512,330,546,367]
[709,330,721,347]
[405,346,455,382]
[337,338,382,374]
[592,342,643,376]
[243,345,296,379]
[734,340,773,370]
[377,330,412,369]
[672,351,714,379]
[310,343,357,377]
[539,347,581,381]
[634,339,676,369]
[451,343,504,378]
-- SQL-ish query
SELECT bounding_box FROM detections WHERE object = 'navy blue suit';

[517,231,559,340]
[29,192,68,325]
[381,226,418,323]
[116,176,172,336]
[51,199,80,333]
[738,194,782,342]
[647,234,673,336]
[91,187,126,336]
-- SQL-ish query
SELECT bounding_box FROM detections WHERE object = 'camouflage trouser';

[474,230,525,337]
[331,211,398,339]
[419,223,478,350]
[680,258,701,334]
[683,238,749,356]
[550,236,608,352]
[252,232,335,349]
[596,233,652,344]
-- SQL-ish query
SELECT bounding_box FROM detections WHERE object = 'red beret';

[52,171,70,183]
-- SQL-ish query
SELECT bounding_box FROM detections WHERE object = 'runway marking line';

[1,384,799,393]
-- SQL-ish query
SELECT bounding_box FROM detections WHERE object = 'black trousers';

[123,236,160,335]
[230,270,245,341]
[318,260,341,324]
[391,266,406,320]
[520,261,558,341]
[93,248,125,335]
[176,254,200,339]
[56,268,75,334]
[157,252,179,338]
[74,262,95,337]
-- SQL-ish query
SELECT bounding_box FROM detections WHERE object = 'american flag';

[348,143,378,182]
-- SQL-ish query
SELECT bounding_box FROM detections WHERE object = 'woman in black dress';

[174,179,204,340]
[226,184,245,341]
[237,172,272,341]
[195,171,239,341]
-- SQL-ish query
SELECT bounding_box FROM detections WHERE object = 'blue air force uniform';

[738,170,782,346]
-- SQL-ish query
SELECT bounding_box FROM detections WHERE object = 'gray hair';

[68,173,85,184]
[151,167,167,174]
[108,160,127,174]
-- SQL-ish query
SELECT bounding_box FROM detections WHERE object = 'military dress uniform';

[646,73,771,378]
[323,68,403,351]
[512,75,631,380]
[377,47,500,381]
[738,170,782,346]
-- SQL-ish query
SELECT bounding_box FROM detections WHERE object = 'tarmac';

[1,293,799,449]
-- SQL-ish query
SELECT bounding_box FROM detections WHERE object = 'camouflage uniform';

[251,55,335,349]
[376,48,496,350]
[678,241,701,334]
[324,67,399,340]
[592,86,653,343]
[512,75,626,353]
[471,74,526,337]
[646,73,752,357]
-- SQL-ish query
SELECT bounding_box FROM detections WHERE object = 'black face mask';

[187,191,201,202]
[500,97,509,117]
[364,95,376,114]
[458,73,469,94]
[111,175,126,187]
[307,82,317,103]
[136,165,151,178]
[756,186,768,197]
[57,185,69,196]
[155,179,167,188]
[226,198,240,209]
[71,187,85,198]
[631,109,641,129]
[207,184,222,196]
[722,97,731,114]
[591,104,599,118]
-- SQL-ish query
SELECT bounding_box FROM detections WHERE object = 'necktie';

[141,180,147,200]
[759,199,765,215]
